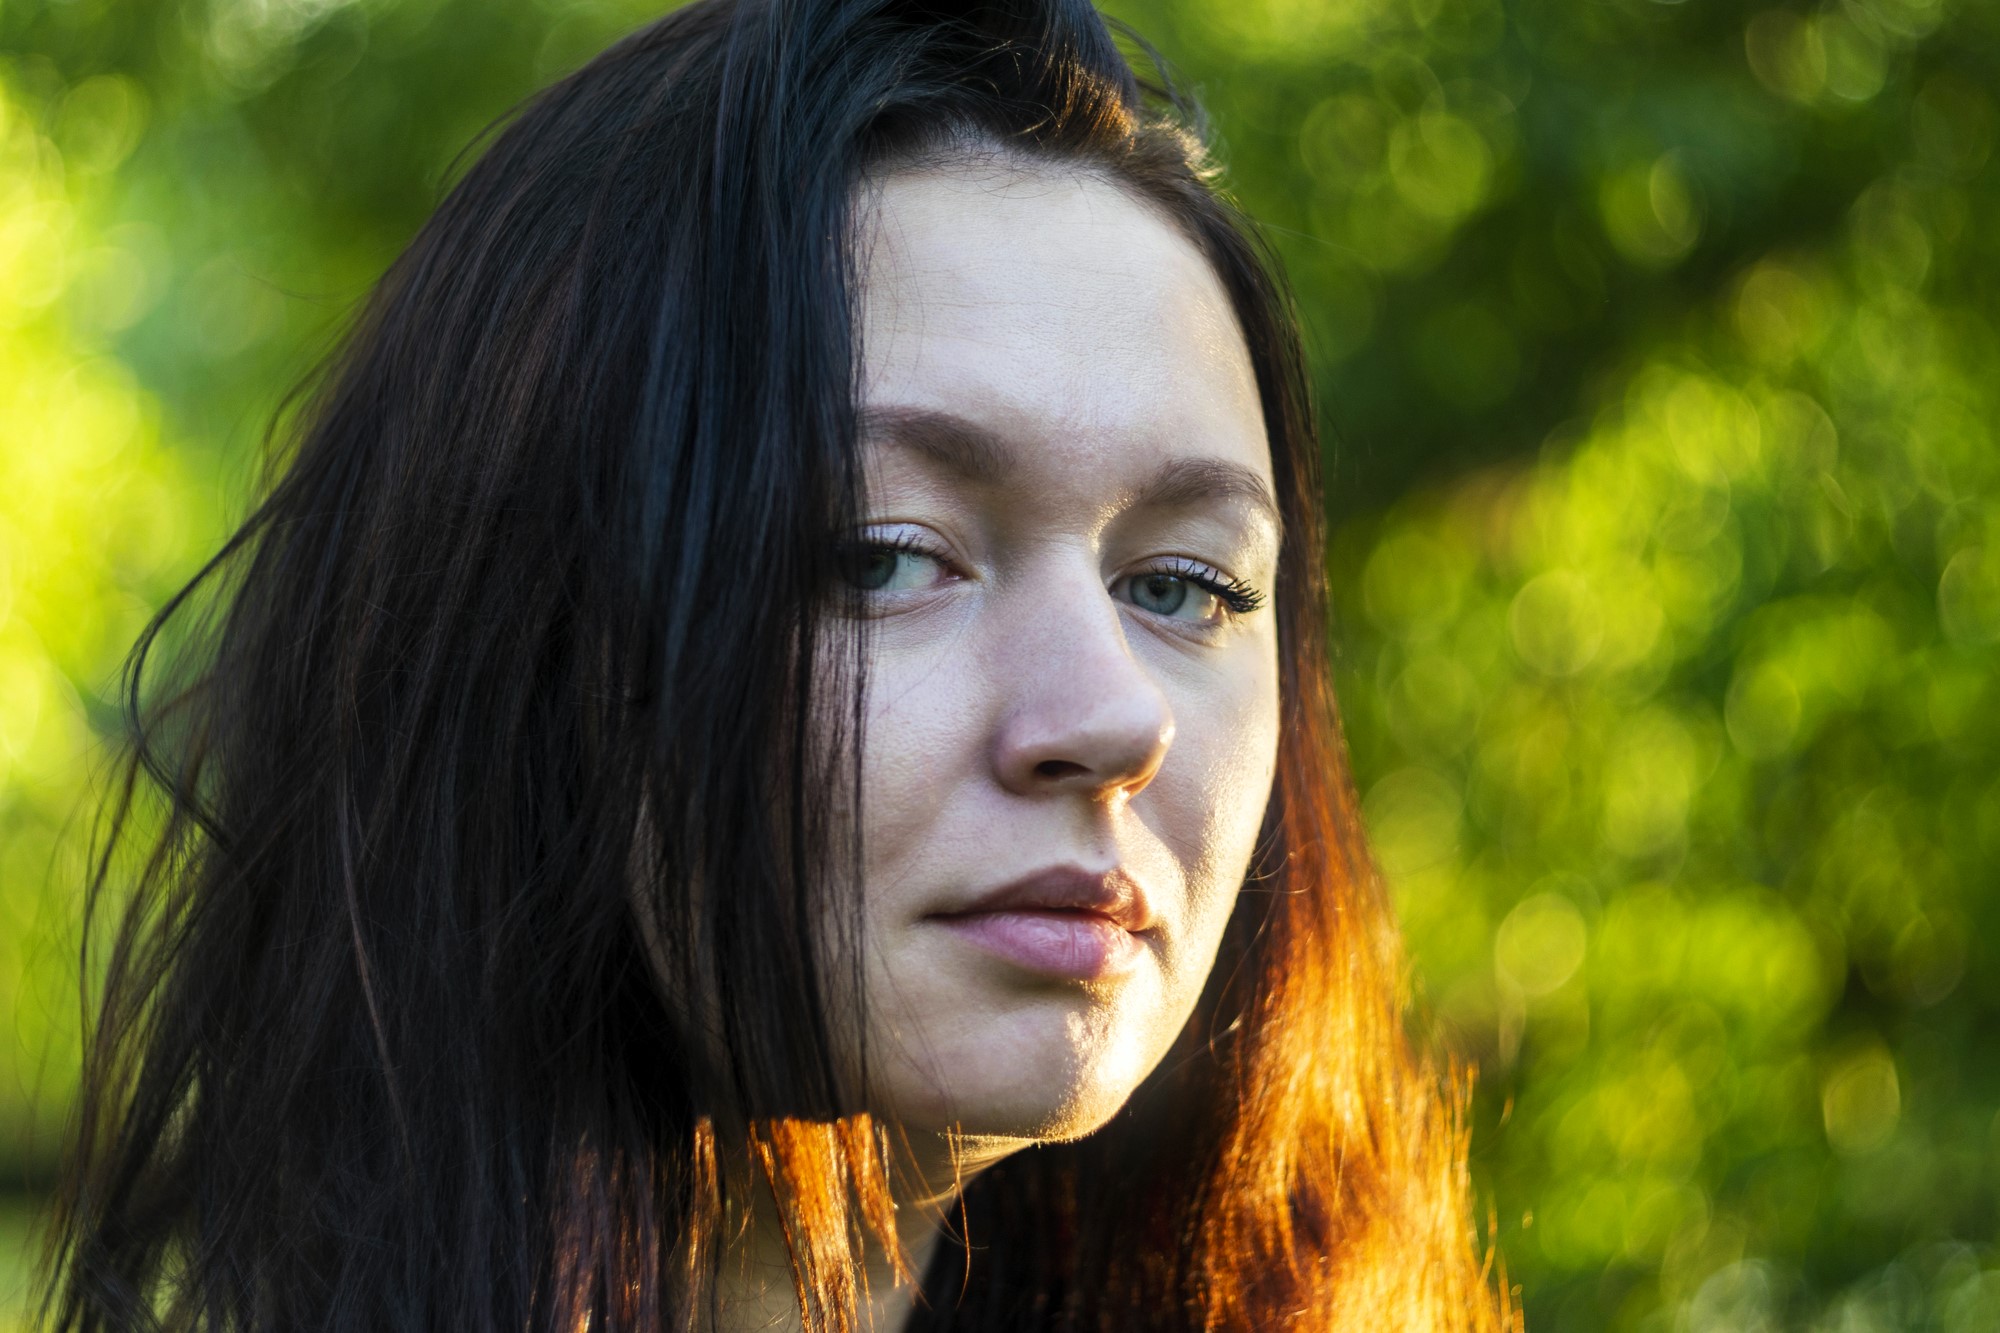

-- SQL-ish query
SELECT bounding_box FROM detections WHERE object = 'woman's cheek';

[1156,634,1281,857]
[856,640,978,887]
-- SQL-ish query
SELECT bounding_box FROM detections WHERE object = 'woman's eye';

[1126,572,1218,621]
[1118,562,1265,624]
[839,541,948,594]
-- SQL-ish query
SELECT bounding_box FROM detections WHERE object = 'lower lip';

[929,910,1148,981]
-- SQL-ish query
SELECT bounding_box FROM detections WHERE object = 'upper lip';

[930,866,1155,933]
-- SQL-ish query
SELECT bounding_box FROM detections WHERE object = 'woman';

[42,0,1516,1329]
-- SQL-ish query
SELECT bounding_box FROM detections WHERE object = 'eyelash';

[877,531,936,562]
[839,533,1267,622]
[1143,556,1267,618]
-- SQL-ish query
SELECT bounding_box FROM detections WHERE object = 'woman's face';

[839,157,1281,1150]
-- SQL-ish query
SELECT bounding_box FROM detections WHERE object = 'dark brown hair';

[42,1,1516,1329]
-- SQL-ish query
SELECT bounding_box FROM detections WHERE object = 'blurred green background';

[2,0,1996,1327]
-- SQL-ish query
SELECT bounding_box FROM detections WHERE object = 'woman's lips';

[928,908,1148,981]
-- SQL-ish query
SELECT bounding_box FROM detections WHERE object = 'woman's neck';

[715,1187,942,1333]
[712,1130,1024,1332]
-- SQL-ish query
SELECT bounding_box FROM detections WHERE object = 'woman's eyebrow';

[1129,456,1282,538]
[859,404,1012,483]
[859,403,1281,536]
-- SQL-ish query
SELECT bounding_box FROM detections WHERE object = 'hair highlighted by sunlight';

[42,1,1517,1329]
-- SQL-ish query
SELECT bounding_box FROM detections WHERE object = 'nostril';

[1034,759,1088,781]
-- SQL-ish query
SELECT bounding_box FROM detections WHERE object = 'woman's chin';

[884,1087,1128,1146]
[865,1019,1163,1143]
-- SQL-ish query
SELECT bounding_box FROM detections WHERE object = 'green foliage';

[2,0,1996,1327]
[0,68,219,1200]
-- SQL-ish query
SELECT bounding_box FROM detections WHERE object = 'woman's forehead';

[852,159,1272,495]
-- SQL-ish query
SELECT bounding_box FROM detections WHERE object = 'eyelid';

[1144,554,1231,586]
[859,522,955,565]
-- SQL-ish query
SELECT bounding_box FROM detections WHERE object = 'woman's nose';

[990,589,1175,801]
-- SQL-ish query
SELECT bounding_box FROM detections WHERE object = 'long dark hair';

[41,1,1516,1329]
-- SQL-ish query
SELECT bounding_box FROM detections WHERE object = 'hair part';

[41,1,1516,1330]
